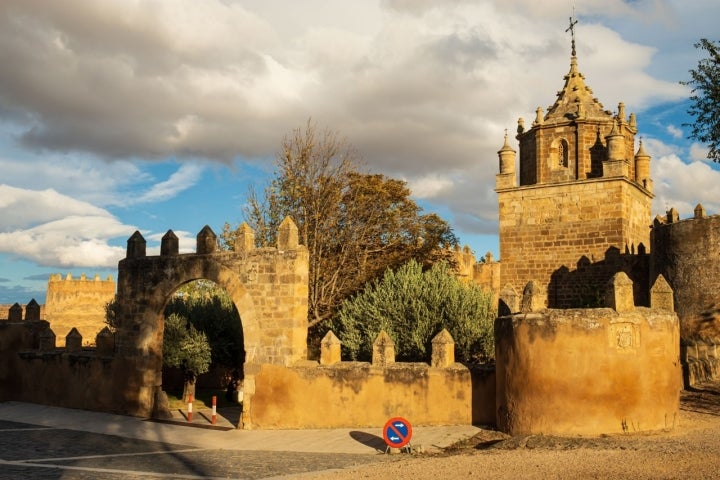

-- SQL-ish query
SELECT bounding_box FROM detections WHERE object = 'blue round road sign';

[383,417,412,448]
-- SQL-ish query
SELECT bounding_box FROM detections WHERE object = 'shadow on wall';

[548,245,650,309]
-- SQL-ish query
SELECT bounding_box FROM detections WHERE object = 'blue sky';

[1,0,719,304]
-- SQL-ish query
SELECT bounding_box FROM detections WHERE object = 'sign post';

[382,417,413,453]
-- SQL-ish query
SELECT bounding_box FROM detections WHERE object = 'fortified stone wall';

[0,307,118,409]
[651,205,720,385]
[495,272,680,436]
[246,330,495,429]
[0,301,497,429]
[44,273,115,347]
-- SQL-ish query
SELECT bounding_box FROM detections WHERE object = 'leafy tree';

[164,280,244,369]
[683,39,720,162]
[222,120,458,335]
[104,299,118,332]
[163,313,212,401]
[331,260,495,363]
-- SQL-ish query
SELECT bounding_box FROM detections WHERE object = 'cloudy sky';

[1,0,719,304]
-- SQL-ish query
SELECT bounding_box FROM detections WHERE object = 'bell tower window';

[558,139,569,168]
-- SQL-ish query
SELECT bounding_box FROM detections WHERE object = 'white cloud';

[0,186,135,267]
[132,164,204,204]
[0,185,110,231]
[0,154,148,207]
[651,154,720,217]
[0,216,132,267]
[407,174,454,199]
[689,142,711,162]
[666,124,683,139]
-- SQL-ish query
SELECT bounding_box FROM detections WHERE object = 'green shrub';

[331,260,495,363]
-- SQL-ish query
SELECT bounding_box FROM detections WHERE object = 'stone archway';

[113,218,309,420]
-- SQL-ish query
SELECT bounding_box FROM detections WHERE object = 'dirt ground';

[304,381,720,479]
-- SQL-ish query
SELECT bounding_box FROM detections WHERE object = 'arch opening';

[160,279,246,407]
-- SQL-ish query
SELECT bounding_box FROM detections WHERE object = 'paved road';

[0,418,396,479]
[0,403,480,479]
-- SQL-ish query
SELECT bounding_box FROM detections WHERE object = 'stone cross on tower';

[566,12,578,56]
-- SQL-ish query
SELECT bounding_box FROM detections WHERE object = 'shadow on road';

[349,431,386,452]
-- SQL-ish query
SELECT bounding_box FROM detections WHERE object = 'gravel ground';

[299,382,720,479]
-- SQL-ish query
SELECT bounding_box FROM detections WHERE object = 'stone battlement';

[247,328,494,428]
[0,319,117,409]
[495,272,680,435]
[48,273,114,283]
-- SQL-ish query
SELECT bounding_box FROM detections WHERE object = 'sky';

[1,0,719,304]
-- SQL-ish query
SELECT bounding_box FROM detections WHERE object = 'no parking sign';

[383,417,412,449]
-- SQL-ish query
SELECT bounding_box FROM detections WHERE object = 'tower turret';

[605,119,624,162]
[496,132,517,190]
[634,140,653,192]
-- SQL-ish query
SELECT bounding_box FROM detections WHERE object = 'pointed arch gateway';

[113,218,309,426]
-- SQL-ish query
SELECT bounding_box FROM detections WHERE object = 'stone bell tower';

[496,18,654,309]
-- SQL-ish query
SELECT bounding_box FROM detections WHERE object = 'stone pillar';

[196,225,217,254]
[650,275,674,312]
[39,328,56,351]
[605,272,635,312]
[235,223,256,252]
[66,327,82,353]
[521,280,545,313]
[8,303,22,321]
[431,329,455,368]
[126,231,146,258]
[278,217,299,250]
[96,327,115,356]
[161,230,179,256]
[320,330,342,365]
[372,330,395,366]
[25,299,40,321]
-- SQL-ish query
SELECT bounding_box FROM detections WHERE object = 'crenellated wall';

[246,330,495,429]
[0,287,497,430]
[0,314,117,409]
[495,272,680,436]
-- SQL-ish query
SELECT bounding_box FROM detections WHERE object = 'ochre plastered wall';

[248,362,488,429]
[495,272,680,436]
[495,307,680,435]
